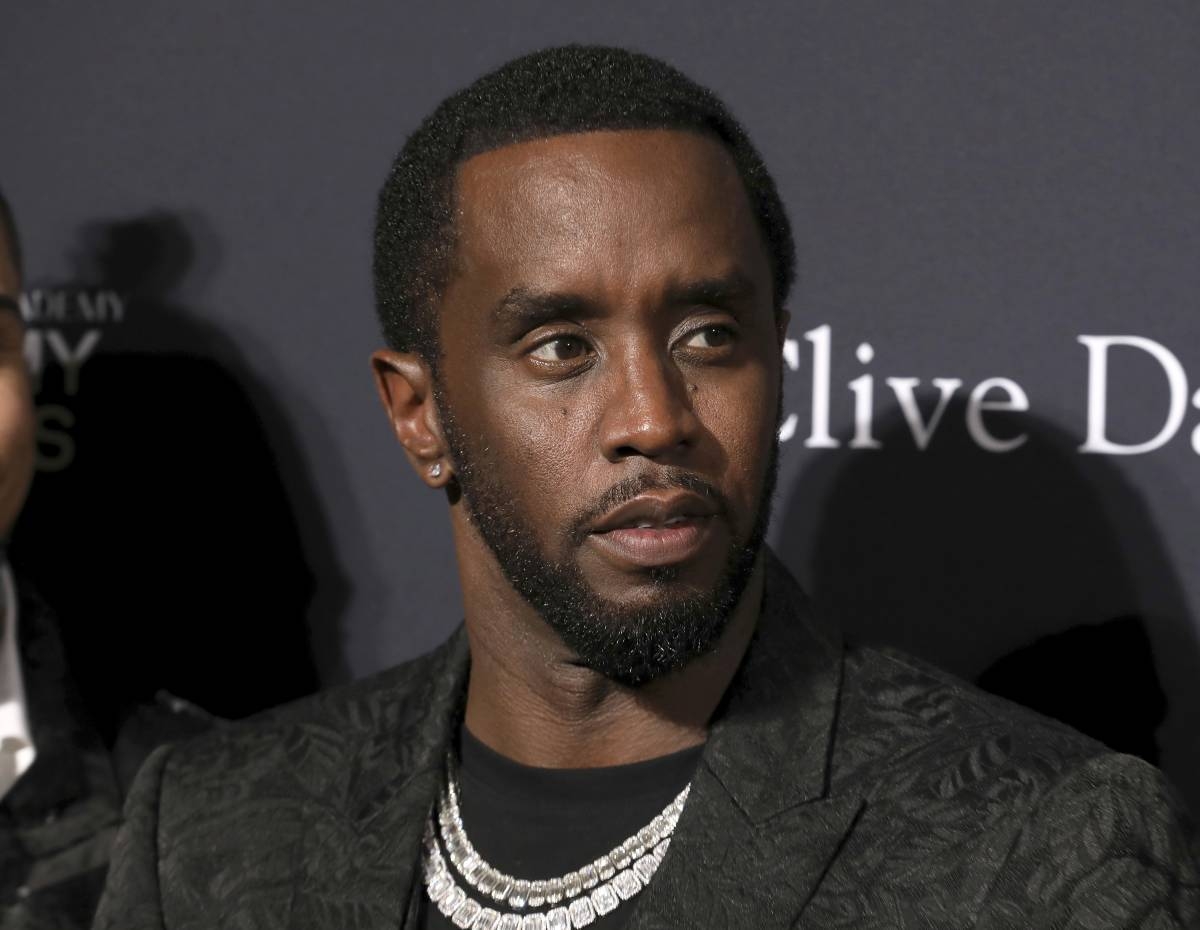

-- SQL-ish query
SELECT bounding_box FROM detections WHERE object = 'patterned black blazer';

[94,556,1199,928]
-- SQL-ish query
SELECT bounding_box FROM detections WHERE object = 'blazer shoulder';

[837,643,1114,794]
[161,629,466,805]
[822,644,1199,925]
[972,749,1200,926]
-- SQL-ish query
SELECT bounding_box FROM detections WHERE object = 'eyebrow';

[492,287,594,331]
[491,269,759,331]
[662,270,758,309]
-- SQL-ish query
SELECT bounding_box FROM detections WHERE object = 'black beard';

[437,389,779,687]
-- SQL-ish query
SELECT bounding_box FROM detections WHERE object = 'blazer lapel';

[288,627,470,930]
[629,554,864,930]
[286,554,860,930]
[4,585,116,824]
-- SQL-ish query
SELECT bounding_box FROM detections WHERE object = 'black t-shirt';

[420,728,703,929]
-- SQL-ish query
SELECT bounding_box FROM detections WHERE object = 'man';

[0,191,213,930]
[0,188,126,930]
[95,46,1198,929]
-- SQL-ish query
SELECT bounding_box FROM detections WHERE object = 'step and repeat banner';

[3,2,1197,805]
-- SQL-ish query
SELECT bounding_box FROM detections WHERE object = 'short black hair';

[0,188,22,281]
[373,45,795,364]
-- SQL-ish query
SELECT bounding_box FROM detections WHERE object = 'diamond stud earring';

[429,462,443,479]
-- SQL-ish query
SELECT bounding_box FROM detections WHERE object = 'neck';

[459,547,763,769]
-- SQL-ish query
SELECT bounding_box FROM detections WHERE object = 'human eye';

[528,334,591,363]
[678,324,737,351]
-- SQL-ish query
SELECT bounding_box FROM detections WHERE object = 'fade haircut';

[0,188,22,281]
[373,45,795,367]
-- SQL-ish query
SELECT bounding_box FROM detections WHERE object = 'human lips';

[586,492,720,568]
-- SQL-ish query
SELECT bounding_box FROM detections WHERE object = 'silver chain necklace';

[421,753,690,929]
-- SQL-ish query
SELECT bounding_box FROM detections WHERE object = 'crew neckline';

[458,726,705,807]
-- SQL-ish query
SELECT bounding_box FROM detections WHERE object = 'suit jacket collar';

[628,553,863,929]
[704,551,843,819]
[323,627,470,928]
[2,582,112,824]
[328,551,858,929]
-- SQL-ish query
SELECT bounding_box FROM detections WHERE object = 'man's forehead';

[448,129,758,279]
[454,129,743,218]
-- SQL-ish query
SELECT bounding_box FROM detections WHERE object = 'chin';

[532,563,749,688]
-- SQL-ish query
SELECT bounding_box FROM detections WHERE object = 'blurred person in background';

[0,188,210,930]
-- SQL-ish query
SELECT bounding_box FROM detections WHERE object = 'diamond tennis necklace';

[421,753,690,929]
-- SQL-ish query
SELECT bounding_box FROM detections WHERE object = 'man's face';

[435,130,783,684]
[0,229,34,540]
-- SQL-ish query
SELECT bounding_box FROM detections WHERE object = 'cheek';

[0,369,35,533]
[470,379,594,520]
[0,369,35,456]
[498,409,573,482]
[695,363,779,500]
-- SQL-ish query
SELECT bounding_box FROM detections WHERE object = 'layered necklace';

[421,752,690,929]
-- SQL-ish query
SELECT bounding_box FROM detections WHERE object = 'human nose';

[598,346,700,461]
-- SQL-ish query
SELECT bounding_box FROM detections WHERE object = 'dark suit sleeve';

[975,754,1200,929]
[91,744,174,930]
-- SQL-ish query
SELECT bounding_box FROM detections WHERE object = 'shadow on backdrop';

[775,398,1198,807]
[11,213,350,743]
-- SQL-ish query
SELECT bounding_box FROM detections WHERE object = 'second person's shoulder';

[155,627,468,809]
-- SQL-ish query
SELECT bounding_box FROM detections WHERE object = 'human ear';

[370,349,451,488]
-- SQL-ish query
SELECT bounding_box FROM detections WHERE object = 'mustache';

[567,469,730,544]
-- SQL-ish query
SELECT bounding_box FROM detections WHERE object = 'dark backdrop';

[3,2,1197,808]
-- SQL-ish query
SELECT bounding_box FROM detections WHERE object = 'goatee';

[438,391,778,687]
